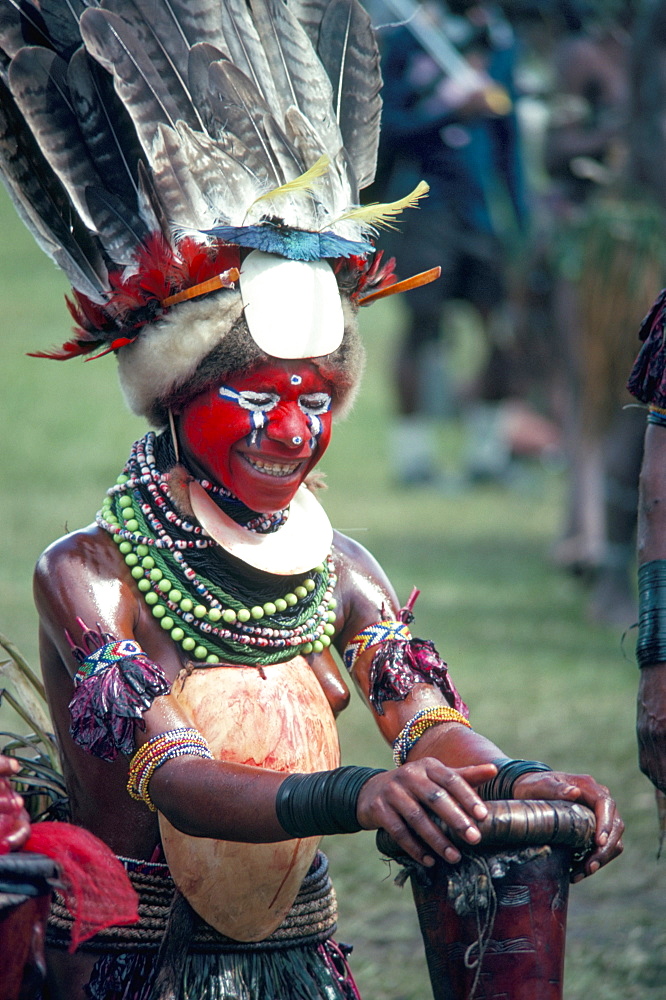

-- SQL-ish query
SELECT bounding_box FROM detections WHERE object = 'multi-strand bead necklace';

[96,433,337,666]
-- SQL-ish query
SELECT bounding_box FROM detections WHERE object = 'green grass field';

[0,185,664,999]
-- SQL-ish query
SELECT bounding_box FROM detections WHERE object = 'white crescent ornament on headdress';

[239,250,344,359]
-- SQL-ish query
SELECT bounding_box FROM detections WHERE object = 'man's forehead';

[222,360,331,392]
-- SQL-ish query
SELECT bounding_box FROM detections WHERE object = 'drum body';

[160,656,340,942]
[412,843,571,1000]
[378,800,595,1000]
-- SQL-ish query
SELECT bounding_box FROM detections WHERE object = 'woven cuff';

[276,766,386,838]
[637,561,666,667]
[479,758,553,801]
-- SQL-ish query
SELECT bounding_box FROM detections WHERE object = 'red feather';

[28,340,101,360]
[85,337,138,360]
[333,250,397,302]
[32,234,244,361]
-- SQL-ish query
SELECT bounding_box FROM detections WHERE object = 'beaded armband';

[344,621,468,718]
[343,621,411,672]
[392,707,472,766]
[637,560,666,667]
[127,728,213,811]
[68,634,170,762]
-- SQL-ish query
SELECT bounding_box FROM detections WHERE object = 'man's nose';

[264,404,310,447]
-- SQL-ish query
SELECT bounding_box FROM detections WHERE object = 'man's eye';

[238,392,279,411]
[299,393,331,415]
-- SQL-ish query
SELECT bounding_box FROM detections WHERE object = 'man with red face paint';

[0,2,623,997]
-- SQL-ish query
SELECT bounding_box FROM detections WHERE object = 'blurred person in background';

[374,0,533,487]
[541,0,655,627]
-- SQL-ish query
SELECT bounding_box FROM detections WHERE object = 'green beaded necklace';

[96,433,338,666]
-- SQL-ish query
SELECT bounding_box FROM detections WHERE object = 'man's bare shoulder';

[331,530,400,639]
[33,524,127,624]
[332,529,382,573]
[35,524,117,582]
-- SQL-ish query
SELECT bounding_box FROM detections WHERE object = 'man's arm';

[636,422,666,793]
[333,531,624,877]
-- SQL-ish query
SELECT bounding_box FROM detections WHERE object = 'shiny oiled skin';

[35,524,360,854]
[34,524,407,998]
[35,523,466,846]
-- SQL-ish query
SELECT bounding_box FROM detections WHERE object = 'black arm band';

[275,766,387,838]
[636,561,666,667]
[479,758,553,801]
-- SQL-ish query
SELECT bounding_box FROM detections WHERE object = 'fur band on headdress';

[119,287,365,428]
[0,0,431,420]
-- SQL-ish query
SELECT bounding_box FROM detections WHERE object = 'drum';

[0,852,58,1000]
[377,799,596,1000]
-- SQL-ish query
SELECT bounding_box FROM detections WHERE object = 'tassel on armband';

[67,629,170,762]
[343,620,468,717]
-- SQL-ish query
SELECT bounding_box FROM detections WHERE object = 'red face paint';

[178,361,334,513]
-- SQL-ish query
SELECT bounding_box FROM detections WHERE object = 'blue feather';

[203,222,372,260]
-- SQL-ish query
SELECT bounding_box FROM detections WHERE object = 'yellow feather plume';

[333,180,430,230]
[251,155,331,208]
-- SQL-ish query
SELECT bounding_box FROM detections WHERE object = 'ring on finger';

[428,789,446,804]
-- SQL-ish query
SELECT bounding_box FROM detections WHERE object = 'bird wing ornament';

[0,0,431,378]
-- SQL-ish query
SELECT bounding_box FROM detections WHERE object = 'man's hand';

[511,769,624,880]
[356,759,496,866]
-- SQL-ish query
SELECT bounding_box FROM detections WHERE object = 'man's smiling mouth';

[244,455,302,477]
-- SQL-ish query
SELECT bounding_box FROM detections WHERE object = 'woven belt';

[47,850,338,953]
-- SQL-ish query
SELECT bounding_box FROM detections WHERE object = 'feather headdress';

[0,0,424,422]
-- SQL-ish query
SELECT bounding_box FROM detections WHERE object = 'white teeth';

[246,457,300,477]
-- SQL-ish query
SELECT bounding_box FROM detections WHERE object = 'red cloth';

[24,822,139,952]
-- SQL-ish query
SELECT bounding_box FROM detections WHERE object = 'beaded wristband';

[392,706,472,767]
[479,758,553,801]
[276,766,387,838]
[648,405,666,428]
[127,727,213,811]
[636,560,666,667]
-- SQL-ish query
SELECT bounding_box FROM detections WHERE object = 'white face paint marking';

[297,394,330,449]
[219,385,280,445]
[218,383,332,449]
